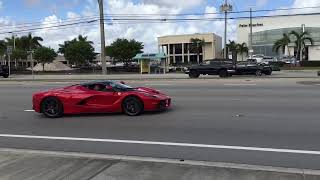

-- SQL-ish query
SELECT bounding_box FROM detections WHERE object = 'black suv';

[0,65,9,78]
[184,59,235,78]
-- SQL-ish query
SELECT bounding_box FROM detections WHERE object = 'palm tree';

[189,38,205,63]
[290,30,314,63]
[273,33,291,57]
[237,42,249,61]
[226,40,238,62]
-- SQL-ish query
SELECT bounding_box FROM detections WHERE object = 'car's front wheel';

[122,96,144,116]
[41,97,64,118]
[219,69,228,78]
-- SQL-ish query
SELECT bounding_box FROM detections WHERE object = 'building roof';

[133,52,167,60]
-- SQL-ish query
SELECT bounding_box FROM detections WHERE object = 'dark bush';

[300,61,320,67]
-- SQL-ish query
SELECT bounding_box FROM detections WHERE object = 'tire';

[219,69,228,78]
[264,68,272,75]
[2,74,8,78]
[122,96,144,116]
[189,70,200,78]
[41,97,64,118]
[255,69,263,76]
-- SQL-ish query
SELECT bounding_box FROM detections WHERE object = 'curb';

[1,77,320,82]
[0,148,319,176]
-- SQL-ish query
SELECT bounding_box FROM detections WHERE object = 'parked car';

[185,59,235,78]
[234,61,273,76]
[185,59,273,78]
[0,65,9,78]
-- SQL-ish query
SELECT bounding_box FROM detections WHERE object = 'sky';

[0,0,318,52]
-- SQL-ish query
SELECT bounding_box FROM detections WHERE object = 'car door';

[83,83,121,111]
[198,60,211,74]
[246,62,259,74]
[236,62,247,74]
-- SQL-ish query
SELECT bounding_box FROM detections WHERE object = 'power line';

[2,11,320,36]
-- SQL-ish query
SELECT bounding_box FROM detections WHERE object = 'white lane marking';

[224,84,257,86]
[0,134,320,155]
[24,110,35,112]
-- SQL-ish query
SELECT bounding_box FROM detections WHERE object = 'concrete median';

[0,148,319,180]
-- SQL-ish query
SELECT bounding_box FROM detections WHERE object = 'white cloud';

[256,0,268,8]
[143,0,205,10]
[0,1,3,9]
[21,0,232,53]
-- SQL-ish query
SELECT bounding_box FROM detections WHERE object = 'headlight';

[141,93,158,99]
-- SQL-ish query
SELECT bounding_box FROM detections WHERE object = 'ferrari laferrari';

[32,80,171,118]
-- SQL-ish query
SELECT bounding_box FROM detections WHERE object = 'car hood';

[135,87,162,95]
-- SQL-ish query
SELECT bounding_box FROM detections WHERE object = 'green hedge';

[300,61,320,67]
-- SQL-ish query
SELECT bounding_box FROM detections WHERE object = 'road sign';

[7,46,13,55]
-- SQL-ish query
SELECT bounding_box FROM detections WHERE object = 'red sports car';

[32,80,171,118]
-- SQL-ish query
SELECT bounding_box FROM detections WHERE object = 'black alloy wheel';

[219,69,228,78]
[41,97,64,118]
[122,97,143,116]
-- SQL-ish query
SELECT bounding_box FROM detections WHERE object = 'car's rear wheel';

[41,97,64,118]
[219,69,228,78]
[122,96,143,116]
[189,70,200,78]
[255,69,263,76]
[2,74,8,78]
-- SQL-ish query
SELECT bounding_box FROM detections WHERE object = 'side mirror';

[120,81,126,84]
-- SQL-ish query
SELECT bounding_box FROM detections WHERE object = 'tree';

[105,38,143,66]
[273,33,291,57]
[58,35,92,54]
[64,41,97,66]
[11,49,28,60]
[189,38,205,63]
[237,42,248,61]
[19,33,43,50]
[226,40,238,62]
[33,47,57,71]
[59,35,96,66]
[290,30,314,63]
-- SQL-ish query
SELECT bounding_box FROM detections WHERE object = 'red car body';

[33,80,171,116]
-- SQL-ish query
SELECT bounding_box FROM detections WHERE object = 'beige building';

[158,33,222,65]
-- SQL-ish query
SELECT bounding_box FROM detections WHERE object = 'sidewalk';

[0,148,319,180]
[1,71,319,81]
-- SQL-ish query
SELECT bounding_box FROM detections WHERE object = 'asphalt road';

[0,78,320,169]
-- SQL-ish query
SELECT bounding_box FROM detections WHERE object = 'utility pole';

[300,24,305,63]
[98,0,107,75]
[220,0,232,59]
[28,50,35,79]
[249,8,253,58]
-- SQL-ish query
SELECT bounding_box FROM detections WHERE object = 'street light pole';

[220,0,232,59]
[249,8,253,58]
[98,0,107,75]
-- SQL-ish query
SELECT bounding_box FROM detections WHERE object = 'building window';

[190,55,198,64]
[175,56,183,65]
[184,43,189,54]
[184,55,188,64]
[169,56,174,65]
[175,44,182,54]
[169,44,174,54]
[199,55,203,63]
